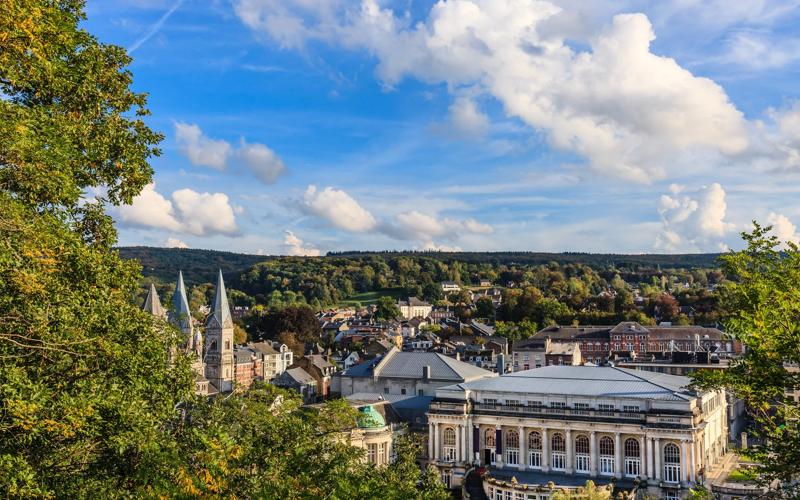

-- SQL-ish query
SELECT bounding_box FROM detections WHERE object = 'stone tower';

[142,283,167,319]
[204,270,234,393]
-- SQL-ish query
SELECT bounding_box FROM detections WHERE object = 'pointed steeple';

[169,271,193,334]
[142,283,166,318]
[206,269,233,329]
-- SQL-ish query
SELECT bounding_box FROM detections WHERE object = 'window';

[573,402,590,414]
[384,387,389,394]
[367,443,377,464]
[485,429,495,448]
[575,435,590,473]
[551,433,566,470]
[210,340,217,351]
[663,443,681,483]
[528,400,543,408]
[505,430,519,465]
[622,405,640,413]
[401,388,406,395]
[640,342,646,351]
[551,402,566,409]
[598,403,615,414]
[528,432,542,468]
[443,427,456,462]
[599,437,615,475]
[484,398,498,405]
[225,340,230,350]
[506,399,521,407]
[613,342,620,351]
[418,389,424,396]
[378,442,386,465]
[624,438,641,477]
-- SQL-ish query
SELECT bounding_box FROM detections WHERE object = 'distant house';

[440,281,461,293]
[397,296,432,320]
[291,354,336,399]
[274,367,318,403]
[478,279,492,287]
[511,337,581,371]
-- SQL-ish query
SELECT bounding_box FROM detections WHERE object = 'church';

[142,270,291,395]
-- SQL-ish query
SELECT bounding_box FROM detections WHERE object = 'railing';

[470,403,647,422]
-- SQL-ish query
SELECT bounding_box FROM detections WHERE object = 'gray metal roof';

[376,349,495,381]
[446,365,694,401]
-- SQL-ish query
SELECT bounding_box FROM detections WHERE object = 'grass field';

[339,288,405,307]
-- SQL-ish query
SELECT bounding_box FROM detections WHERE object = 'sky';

[84,0,800,255]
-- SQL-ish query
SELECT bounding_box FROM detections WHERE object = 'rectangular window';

[418,389,424,396]
[551,452,566,470]
[599,456,615,475]
[623,405,640,413]
[598,403,615,411]
[664,464,681,483]
[551,402,566,409]
[384,387,389,394]
[528,450,541,468]
[484,398,498,405]
[506,399,520,407]
[624,458,640,477]
[505,449,519,465]
[443,447,456,462]
[528,400,543,408]
[378,442,386,465]
[575,454,590,473]
[367,443,377,464]
[401,388,406,395]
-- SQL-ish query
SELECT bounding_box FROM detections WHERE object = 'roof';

[142,283,166,318]
[249,341,278,355]
[443,365,695,401]
[282,367,316,385]
[234,347,254,363]
[547,342,577,355]
[535,325,612,340]
[398,296,431,307]
[305,354,334,370]
[206,270,233,329]
[169,271,193,333]
[342,348,495,382]
[357,405,387,429]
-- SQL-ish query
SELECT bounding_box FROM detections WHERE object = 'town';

[142,269,758,499]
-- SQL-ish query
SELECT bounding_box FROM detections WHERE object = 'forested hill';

[118,246,270,284]
[327,251,722,269]
[119,246,721,285]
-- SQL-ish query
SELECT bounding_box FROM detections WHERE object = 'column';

[428,422,434,460]
[690,439,697,483]
[456,425,463,462]
[434,423,440,462]
[646,437,653,480]
[681,440,688,484]
[654,438,661,480]
[542,428,550,472]
[565,429,573,474]
[473,424,480,463]
[589,431,597,477]
[519,426,527,470]
[495,425,503,467]
[614,432,622,479]
[639,436,647,479]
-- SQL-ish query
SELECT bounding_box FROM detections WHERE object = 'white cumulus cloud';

[766,212,800,248]
[386,210,493,242]
[118,183,238,236]
[448,97,489,136]
[238,139,288,184]
[283,230,321,256]
[656,182,735,252]
[165,237,189,248]
[233,0,749,182]
[300,185,378,232]
[174,122,232,170]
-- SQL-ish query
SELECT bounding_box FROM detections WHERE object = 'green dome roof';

[357,405,386,429]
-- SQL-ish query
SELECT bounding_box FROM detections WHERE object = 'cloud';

[300,185,378,232]
[656,183,735,252]
[722,31,800,70]
[383,210,493,242]
[448,97,489,136]
[174,122,232,170]
[753,101,800,170]
[283,230,321,256]
[766,212,800,248]
[118,183,238,236]
[237,139,288,183]
[233,0,749,182]
[165,237,189,248]
[419,241,462,252]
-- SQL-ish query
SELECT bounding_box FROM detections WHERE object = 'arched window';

[624,438,641,477]
[575,435,590,473]
[551,433,566,470]
[505,430,519,449]
[528,432,542,450]
[484,428,495,448]
[505,430,520,465]
[551,433,565,452]
[443,427,456,446]
[599,436,614,456]
[575,435,590,454]
[599,437,615,475]
[663,443,681,483]
[624,438,640,458]
[528,432,542,468]
[210,339,217,351]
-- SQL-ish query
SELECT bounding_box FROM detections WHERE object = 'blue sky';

[85,0,800,255]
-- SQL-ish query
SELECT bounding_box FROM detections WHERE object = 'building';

[511,337,581,371]
[204,270,235,393]
[427,365,728,498]
[292,354,336,399]
[333,347,496,401]
[249,341,293,380]
[397,296,433,320]
[441,281,461,293]
[274,367,318,403]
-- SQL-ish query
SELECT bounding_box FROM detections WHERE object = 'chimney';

[423,365,431,380]
[455,352,461,361]
[497,353,505,374]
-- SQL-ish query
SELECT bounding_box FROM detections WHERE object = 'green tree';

[550,480,612,499]
[691,223,800,497]
[476,296,496,319]
[375,296,401,321]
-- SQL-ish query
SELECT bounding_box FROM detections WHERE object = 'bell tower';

[204,270,234,392]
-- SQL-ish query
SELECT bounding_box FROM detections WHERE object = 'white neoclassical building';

[426,366,728,499]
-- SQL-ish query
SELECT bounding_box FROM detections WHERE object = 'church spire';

[142,283,166,318]
[169,271,193,334]
[206,269,233,329]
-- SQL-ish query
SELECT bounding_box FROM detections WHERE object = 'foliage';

[245,305,321,344]
[691,223,800,497]
[375,296,402,321]
[550,480,612,499]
